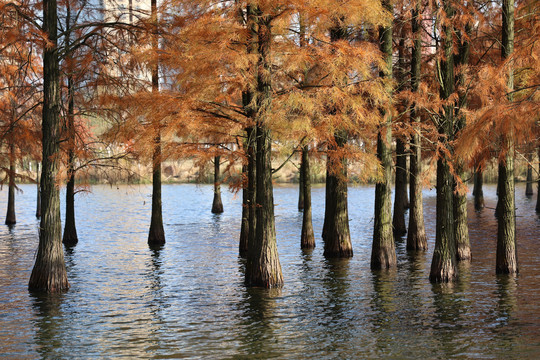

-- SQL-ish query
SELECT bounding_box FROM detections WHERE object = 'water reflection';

[31,293,65,359]
[495,275,517,326]
[370,270,398,355]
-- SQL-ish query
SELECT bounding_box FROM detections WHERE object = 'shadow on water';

[369,270,398,356]
[30,292,65,359]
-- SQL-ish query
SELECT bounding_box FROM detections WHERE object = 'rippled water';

[0,183,539,359]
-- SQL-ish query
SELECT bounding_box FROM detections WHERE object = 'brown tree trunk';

[536,148,540,213]
[36,161,41,218]
[525,160,533,197]
[29,0,69,292]
[245,12,283,287]
[211,155,224,213]
[473,169,485,210]
[371,0,395,269]
[430,1,457,282]
[6,142,16,225]
[406,1,427,251]
[300,146,315,249]
[393,138,407,236]
[148,0,165,247]
[496,0,517,275]
[298,162,304,211]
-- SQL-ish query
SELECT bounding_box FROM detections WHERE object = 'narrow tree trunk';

[496,0,517,274]
[525,160,533,197]
[148,0,165,246]
[239,162,249,256]
[29,0,69,292]
[430,1,457,282]
[6,142,16,225]
[245,13,283,288]
[371,0,395,269]
[536,148,540,213]
[406,1,427,251]
[36,161,41,218]
[211,155,224,213]
[301,146,315,249]
[393,138,407,236]
[62,152,78,246]
[473,169,485,210]
[298,162,304,211]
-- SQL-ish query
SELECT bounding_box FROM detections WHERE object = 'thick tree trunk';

[473,169,485,210]
[36,161,41,218]
[300,146,315,249]
[454,188,470,261]
[430,1,457,282]
[239,163,249,256]
[6,142,16,225]
[211,155,224,213]
[406,1,427,251]
[371,1,395,269]
[496,0,517,275]
[148,0,165,247]
[29,0,69,292]
[393,138,407,236]
[245,13,283,288]
[323,132,353,258]
[525,161,533,197]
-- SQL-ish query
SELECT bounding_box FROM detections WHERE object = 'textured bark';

[430,1,457,282]
[211,156,224,213]
[525,161,533,197]
[371,1,395,269]
[537,148,540,213]
[245,13,283,288]
[298,164,304,211]
[393,137,408,236]
[35,161,41,218]
[406,1,427,251]
[148,0,165,247]
[239,162,249,257]
[62,162,78,246]
[454,189,470,261]
[300,146,315,249]
[323,132,353,258]
[29,0,69,292]
[496,0,517,275]
[6,142,16,225]
[473,169,485,210]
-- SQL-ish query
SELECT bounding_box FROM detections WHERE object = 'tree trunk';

[6,142,16,225]
[245,13,283,288]
[300,146,315,249]
[211,155,224,213]
[298,162,304,211]
[473,169,485,210]
[406,1,427,251]
[392,137,408,236]
[496,0,517,275]
[525,160,533,197]
[430,1,457,282]
[371,0,395,269]
[29,0,69,292]
[148,0,165,246]
[536,148,540,213]
[63,43,78,246]
[36,161,41,218]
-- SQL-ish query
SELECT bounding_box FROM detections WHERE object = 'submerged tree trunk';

[245,13,283,288]
[473,169,485,210]
[29,0,69,292]
[300,146,315,249]
[148,0,165,247]
[211,155,224,214]
[372,1,395,270]
[430,1,457,282]
[36,161,41,218]
[406,1,427,251]
[393,137,408,236]
[6,142,16,225]
[525,160,533,197]
[496,0,517,275]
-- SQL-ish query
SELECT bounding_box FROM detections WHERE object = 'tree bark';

[29,0,69,292]
[406,1,427,251]
[537,148,540,213]
[473,169,485,210]
[148,0,165,247]
[525,160,533,197]
[430,1,457,282]
[245,12,283,287]
[6,142,16,225]
[36,161,41,218]
[211,155,224,213]
[300,146,315,249]
[372,0,395,269]
[496,0,517,275]
[393,138,408,236]
[298,162,304,211]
